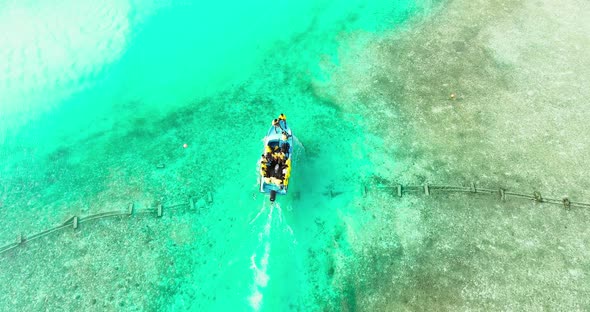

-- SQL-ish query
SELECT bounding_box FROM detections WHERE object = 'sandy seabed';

[321,0,590,310]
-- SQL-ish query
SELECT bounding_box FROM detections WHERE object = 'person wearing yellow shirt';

[260,162,267,177]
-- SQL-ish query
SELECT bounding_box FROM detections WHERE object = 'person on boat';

[271,162,282,178]
[281,142,290,154]
[272,119,279,127]
[271,153,285,171]
[260,163,267,177]
[276,164,288,182]
[268,176,281,185]
[261,152,272,163]
[278,113,286,121]
[263,146,275,162]
[270,151,277,161]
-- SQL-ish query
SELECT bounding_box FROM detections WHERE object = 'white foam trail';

[248,289,262,311]
[249,200,267,224]
[275,202,283,224]
[293,135,305,151]
[248,203,274,311]
[248,200,299,310]
[292,135,306,163]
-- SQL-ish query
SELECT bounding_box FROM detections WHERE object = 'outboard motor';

[270,190,277,202]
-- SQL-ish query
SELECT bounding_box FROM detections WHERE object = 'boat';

[258,114,293,202]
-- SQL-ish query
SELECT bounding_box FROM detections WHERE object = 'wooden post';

[157,204,163,217]
[73,217,78,229]
[17,234,23,245]
[195,198,206,209]
[206,192,213,204]
[499,188,506,201]
[361,185,367,197]
[189,198,195,211]
[562,198,571,210]
[397,185,402,197]
[470,182,476,193]
[62,216,75,225]
[424,184,430,196]
[533,191,543,202]
[128,203,134,215]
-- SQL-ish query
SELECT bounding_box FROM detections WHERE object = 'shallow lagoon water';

[0,0,427,310]
[4,0,589,310]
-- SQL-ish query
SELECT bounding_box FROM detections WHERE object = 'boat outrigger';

[258,114,293,202]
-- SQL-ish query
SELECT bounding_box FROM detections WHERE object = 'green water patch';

[138,69,377,310]
[0,72,380,310]
[0,0,437,310]
[1,0,424,140]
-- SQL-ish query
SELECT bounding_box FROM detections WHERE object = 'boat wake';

[247,201,295,311]
[292,135,305,164]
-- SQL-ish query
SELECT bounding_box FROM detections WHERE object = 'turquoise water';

[0,0,432,310]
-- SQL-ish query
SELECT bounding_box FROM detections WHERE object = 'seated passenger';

[278,113,286,121]
[260,161,268,176]
[281,142,290,154]
[275,152,285,161]
[271,163,281,177]
[272,119,279,127]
